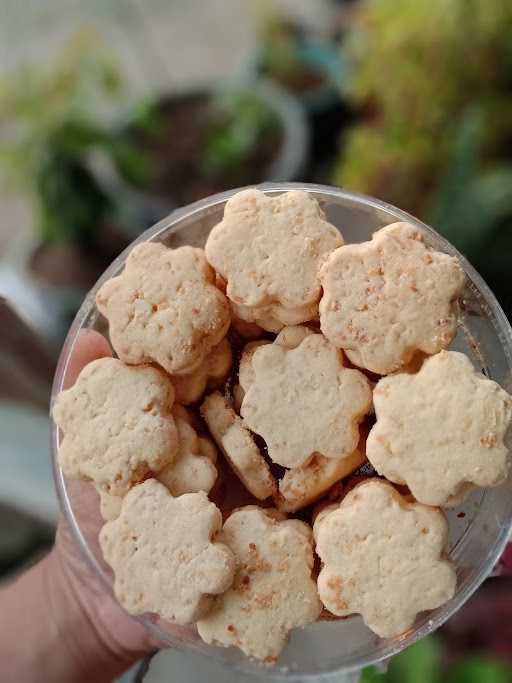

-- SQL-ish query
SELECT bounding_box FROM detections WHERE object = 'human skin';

[0,331,159,683]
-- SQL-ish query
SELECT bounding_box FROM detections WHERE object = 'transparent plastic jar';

[51,183,512,681]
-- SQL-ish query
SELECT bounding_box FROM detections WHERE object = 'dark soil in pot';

[131,93,284,206]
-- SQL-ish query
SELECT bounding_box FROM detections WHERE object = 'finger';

[64,329,112,389]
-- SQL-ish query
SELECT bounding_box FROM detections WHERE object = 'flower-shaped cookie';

[96,404,219,521]
[201,392,276,501]
[319,222,466,374]
[314,480,456,638]
[197,507,322,662]
[100,480,235,624]
[367,350,512,506]
[157,409,217,497]
[235,327,315,413]
[240,332,372,468]
[172,337,232,405]
[52,358,178,496]
[96,243,230,375]
[206,189,342,328]
[237,327,312,408]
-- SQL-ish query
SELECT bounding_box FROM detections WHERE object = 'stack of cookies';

[53,189,512,663]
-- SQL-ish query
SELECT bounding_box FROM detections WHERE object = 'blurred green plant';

[360,637,512,683]
[200,91,279,177]
[334,0,512,244]
[255,10,347,101]
[0,31,150,246]
[427,106,512,259]
[258,14,307,88]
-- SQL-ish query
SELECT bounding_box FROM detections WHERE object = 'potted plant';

[123,79,309,207]
[0,33,159,292]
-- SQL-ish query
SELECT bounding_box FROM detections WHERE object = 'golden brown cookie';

[241,332,372,468]
[53,358,178,496]
[314,480,456,638]
[319,222,465,374]
[100,480,235,624]
[197,506,322,662]
[206,189,342,330]
[367,350,512,506]
[96,243,230,375]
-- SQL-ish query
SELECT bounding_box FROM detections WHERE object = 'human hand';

[0,330,160,683]
[51,330,160,679]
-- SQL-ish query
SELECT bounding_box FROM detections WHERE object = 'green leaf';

[0,32,136,244]
[359,638,443,683]
[49,119,108,156]
[107,137,150,187]
[446,657,512,683]
[35,150,111,245]
[200,91,279,177]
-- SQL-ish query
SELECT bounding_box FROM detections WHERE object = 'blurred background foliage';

[2,0,511,316]
[362,637,512,683]
[1,1,512,681]
[336,0,512,313]
[0,32,142,246]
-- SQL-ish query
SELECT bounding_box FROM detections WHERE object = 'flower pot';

[123,80,309,206]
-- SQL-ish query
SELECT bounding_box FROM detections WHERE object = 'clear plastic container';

[51,183,512,681]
